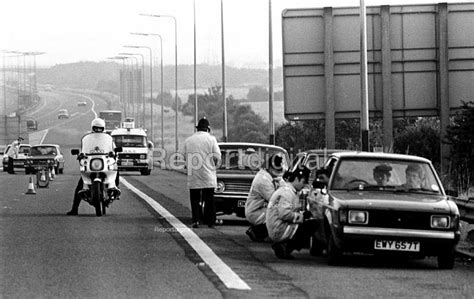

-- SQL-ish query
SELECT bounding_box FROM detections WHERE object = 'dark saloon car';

[24,144,65,174]
[308,151,460,269]
[214,142,289,218]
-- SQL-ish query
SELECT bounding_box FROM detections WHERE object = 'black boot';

[66,209,78,216]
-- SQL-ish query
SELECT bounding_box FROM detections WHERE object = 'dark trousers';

[287,219,319,251]
[7,157,14,173]
[189,188,215,225]
[249,223,268,240]
[70,172,120,211]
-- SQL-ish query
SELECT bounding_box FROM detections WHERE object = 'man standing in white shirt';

[183,117,221,228]
[6,138,21,174]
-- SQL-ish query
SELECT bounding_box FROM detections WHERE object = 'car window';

[330,158,441,194]
[290,155,305,172]
[31,146,57,156]
[219,146,288,171]
[19,146,30,154]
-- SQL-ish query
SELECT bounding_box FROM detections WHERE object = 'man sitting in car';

[373,164,392,186]
[404,164,424,189]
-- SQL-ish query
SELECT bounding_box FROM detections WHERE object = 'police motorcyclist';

[66,118,120,216]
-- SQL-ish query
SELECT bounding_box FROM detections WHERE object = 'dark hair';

[287,166,310,183]
[373,164,392,175]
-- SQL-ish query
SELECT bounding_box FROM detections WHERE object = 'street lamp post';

[120,55,138,120]
[129,34,164,148]
[120,51,145,128]
[124,44,154,141]
[108,56,129,114]
[141,13,178,152]
[221,0,227,142]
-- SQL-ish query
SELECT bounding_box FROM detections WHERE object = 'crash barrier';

[454,197,474,224]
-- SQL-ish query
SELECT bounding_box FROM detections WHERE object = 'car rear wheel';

[437,250,455,269]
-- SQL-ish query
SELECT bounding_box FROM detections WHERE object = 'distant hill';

[36,61,283,97]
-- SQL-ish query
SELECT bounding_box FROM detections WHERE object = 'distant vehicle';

[111,127,153,175]
[308,151,460,269]
[24,144,65,174]
[26,119,38,131]
[99,110,122,132]
[2,144,31,171]
[77,100,87,107]
[214,142,289,218]
[57,109,69,119]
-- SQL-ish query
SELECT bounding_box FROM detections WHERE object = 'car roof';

[218,142,287,152]
[32,144,59,148]
[329,151,431,163]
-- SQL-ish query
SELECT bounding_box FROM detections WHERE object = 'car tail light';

[215,181,225,193]
[90,158,104,171]
[348,210,369,224]
[431,215,450,229]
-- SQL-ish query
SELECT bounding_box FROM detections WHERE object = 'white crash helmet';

[91,118,106,133]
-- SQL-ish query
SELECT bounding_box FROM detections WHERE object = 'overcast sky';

[1,0,471,68]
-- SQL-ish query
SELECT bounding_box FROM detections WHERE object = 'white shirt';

[81,132,114,154]
[183,131,221,189]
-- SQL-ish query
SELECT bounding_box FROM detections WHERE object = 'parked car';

[24,144,65,174]
[308,151,460,269]
[57,109,69,119]
[214,142,289,218]
[2,144,31,171]
[26,119,38,131]
[77,100,87,107]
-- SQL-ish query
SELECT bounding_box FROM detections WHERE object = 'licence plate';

[374,240,420,252]
[122,161,133,166]
[237,200,246,207]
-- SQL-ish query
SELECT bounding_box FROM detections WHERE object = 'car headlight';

[215,181,225,193]
[431,215,450,229]
[348,210,369,224]
[90,158,104,171]
[140,154,146,160]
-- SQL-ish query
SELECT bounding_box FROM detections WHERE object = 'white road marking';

[120,178,251,290]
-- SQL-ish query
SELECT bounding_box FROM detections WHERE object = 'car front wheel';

[437,249,455,269]
[327,232,343,265]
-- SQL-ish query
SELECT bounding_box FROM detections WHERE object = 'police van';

[111,121,153,175]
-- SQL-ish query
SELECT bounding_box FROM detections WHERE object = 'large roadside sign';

[282,3,474,121]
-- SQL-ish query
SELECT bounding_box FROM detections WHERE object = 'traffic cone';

[25,177,36,195]
[40,171,46,182]
[50,168,55,181]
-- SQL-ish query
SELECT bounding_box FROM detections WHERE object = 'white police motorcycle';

[71,133,121,217]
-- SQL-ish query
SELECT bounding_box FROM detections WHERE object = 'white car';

[2,144,31,171]
[24,144,65,174]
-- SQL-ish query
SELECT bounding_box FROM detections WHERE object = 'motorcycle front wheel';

[91,180,103,217]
